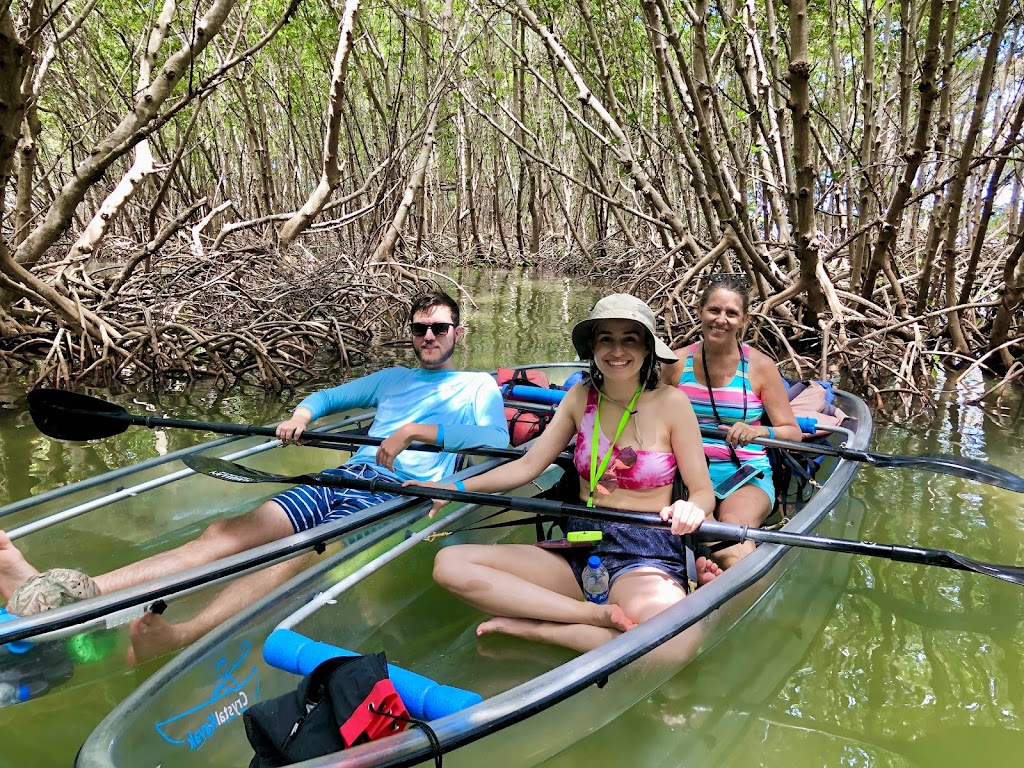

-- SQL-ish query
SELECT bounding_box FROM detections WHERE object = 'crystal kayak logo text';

[154,640,261,750]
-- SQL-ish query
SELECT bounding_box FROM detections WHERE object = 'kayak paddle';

[509,396,1024,493]
[31,386,1024,493]
[185,455,1024,588]
[27,388,538,462]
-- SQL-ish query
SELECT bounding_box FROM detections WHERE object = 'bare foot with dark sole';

[696,556,723,586]
[126,612,188,665]
[0,531,40,601]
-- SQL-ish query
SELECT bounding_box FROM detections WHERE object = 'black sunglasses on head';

[709,273,749,291]
[410,322,455,337]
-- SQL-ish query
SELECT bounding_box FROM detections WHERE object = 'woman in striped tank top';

[665,274,802,569]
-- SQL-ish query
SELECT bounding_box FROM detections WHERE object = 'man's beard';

[414,341,455,367]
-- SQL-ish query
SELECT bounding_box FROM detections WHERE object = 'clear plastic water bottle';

[0,678,49,708]
[0,681,29,708]
[581,555,610,604]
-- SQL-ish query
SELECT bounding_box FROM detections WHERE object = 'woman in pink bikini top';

[573,386,677,492]
[409,293,717,657]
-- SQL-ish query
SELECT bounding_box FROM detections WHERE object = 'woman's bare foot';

[695,556,723,586]
[0,531,40,601]
[477,616,539,638]
[126,612,189,665]
[604,603,638,632]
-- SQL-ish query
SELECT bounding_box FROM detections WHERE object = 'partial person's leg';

[0,531,41,599]
[475,617,622,652]
[125,473,389,662]
[712,485,772,569]
[433,544,636,633]
[3,501,290,602]
[127,547,329,664]
[609,568,704,664]
[96,499,295,595]
[610,568,688,623]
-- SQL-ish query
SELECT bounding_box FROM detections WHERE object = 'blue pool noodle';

[504,385,566,406]
[263,629,482,721]
[0,609,34,654]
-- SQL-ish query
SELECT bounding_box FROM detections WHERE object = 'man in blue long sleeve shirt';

[0,292,510,662]
[269,293,508,530]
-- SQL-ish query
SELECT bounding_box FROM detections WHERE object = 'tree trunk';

[279,0,360,246]
[938,0,1010,354]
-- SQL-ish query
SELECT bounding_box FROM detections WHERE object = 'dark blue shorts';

[272,464,399,533]
[561,516,688,590]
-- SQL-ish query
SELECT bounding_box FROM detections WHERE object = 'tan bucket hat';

[571,294,676,363]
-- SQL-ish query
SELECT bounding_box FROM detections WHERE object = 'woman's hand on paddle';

[660,499,705,536]
[403,479,453,518]
[720,422,761,448]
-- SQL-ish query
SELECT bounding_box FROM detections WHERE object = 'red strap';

[497,367,550,388]
[338,679,409,747]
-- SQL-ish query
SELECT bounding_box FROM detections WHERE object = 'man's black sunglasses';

[410,322,455,337]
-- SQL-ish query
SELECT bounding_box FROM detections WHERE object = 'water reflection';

[449,267,603,372]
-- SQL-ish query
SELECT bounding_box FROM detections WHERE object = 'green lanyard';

[589,385,643,507]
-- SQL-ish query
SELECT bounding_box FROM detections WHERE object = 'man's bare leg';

[2,499,292,606]
[0,531,40,599]
[127,547,327,664]
[95,499,295,595]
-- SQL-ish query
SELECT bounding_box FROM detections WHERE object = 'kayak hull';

[76,382,871,768]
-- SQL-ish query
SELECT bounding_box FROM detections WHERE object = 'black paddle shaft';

[508,399,1024,493]
[185,455,1024,588]
[26,387,543,463]
[30,388,1024,493]
[704,427,1024,493]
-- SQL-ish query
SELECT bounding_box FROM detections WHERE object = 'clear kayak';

[76,373,872,768]
[0,368,553,762]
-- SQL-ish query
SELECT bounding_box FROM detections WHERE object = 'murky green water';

[2,268,1024,766]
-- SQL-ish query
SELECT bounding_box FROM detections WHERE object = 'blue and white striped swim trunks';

[272,463,400,533]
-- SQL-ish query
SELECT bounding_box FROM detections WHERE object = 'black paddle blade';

[27,388,133,441]
[866,453,1024,493]
[943,551,1024,587]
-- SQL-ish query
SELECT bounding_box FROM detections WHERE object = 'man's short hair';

[409,291,460,327]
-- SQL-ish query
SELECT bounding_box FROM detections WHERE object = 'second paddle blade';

[28,388,132,441]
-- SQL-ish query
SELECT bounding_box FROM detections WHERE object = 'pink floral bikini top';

[573,386,677,493]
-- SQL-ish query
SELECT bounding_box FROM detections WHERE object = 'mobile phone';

[715,464,764,499]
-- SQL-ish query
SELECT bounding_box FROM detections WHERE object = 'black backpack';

[243,653,408,767]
